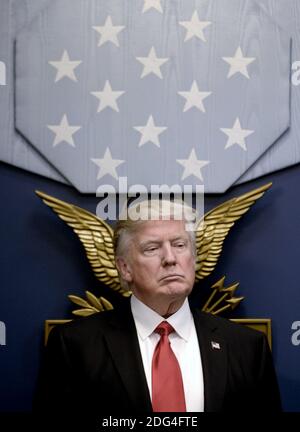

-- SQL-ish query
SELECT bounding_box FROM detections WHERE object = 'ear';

[115,256,133,283]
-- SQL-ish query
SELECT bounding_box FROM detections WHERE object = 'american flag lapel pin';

[211,341,221,350]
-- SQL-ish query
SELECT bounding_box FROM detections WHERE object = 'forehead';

[134,219,189,241]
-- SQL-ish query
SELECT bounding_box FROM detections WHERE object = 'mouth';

[159,274,184,282]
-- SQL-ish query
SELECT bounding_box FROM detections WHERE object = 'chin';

[163,283,190,297]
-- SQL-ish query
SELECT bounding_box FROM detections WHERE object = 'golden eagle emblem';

[36,182,271,317]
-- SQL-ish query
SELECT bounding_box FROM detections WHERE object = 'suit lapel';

[103,304,227,412]
[192,309,227,412]
[104,302,152,412]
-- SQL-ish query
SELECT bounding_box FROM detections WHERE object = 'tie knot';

[155,321,174,336]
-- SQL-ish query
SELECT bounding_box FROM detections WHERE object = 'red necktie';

[151,321,186,412]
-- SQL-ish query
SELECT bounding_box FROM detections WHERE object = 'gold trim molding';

[44,318,272,349]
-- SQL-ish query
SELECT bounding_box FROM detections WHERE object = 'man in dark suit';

[34,200,281,414]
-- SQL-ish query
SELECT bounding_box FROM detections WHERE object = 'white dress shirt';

[131,295,204,412]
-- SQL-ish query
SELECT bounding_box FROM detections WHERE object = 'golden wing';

[35,190,130,297]
[195,182,272,280]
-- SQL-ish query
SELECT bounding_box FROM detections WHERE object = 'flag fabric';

[238,0,300,184]
[0,0,293,193]
[0,0,67,183]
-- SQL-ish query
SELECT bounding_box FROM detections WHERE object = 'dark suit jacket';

[34,301,281,414]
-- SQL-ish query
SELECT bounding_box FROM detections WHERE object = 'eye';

[174,241,186,249]
[143,245,159,255]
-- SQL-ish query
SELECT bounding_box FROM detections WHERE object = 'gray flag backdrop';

[0,0,67,183]
[239,0,300,184]
[1,0,296,193]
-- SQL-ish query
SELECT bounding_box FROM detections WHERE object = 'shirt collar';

[130,294,192,342]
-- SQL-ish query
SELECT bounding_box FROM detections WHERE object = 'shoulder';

[192,309,267,347]
[48,307,126,345]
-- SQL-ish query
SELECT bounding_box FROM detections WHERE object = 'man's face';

[118,219,195,306]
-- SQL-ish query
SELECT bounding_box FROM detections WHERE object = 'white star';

[179,10,211,42]
[48,50,82,82]
[91,148,124,180]
[133,115,167,147]
[177,149,210,181]
[92,16,125,47]
[142,0,163,13]
[222,46,256,79]
[136,46,169,79]
[90,81,125,113]
[220,118,254,151]
[47,114,81,147]
[178,81,212,113]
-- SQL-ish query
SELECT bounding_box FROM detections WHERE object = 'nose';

[161,243,177,266]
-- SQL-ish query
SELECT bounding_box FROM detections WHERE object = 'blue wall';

[0,161,300,412]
